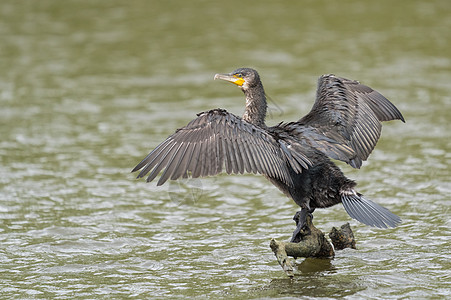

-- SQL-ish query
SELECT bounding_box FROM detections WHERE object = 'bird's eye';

[235,73,243,78]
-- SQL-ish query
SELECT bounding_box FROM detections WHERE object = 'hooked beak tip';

[214,73,224,80]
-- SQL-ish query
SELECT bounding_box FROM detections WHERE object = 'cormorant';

[132,68,404,242]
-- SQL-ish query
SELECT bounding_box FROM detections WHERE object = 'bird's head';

[214,68,261,91]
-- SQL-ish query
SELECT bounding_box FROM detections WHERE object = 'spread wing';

[132,109,312,186]
[296,74,405,168]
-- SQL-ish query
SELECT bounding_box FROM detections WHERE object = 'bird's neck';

[242,84,267,127]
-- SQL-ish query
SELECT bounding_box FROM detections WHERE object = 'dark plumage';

[132,68,405,241]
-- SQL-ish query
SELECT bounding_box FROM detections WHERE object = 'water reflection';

[264,274,365,299]
[295,257,336,274]
[1,0,450,298]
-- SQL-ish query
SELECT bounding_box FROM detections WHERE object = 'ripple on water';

[1,0,450,298]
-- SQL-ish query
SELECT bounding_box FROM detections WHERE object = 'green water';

[1,0,450,298]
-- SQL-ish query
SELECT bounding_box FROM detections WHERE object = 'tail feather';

[341,192,401,228]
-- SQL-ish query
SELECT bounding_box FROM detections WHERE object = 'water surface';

[1,0,450,298]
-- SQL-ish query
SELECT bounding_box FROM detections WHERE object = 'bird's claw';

[290,209,314,243]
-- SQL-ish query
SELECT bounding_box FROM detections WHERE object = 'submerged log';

[270,215,356,277]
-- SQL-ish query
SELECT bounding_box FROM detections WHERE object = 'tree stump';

[270,215,356,277]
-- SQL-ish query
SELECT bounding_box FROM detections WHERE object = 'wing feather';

[132,109,307,186]
[295,74,404,168]
[145,142,178,183]
[157,143,186,185]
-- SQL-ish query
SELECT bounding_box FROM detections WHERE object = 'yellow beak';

[214,73,245,87]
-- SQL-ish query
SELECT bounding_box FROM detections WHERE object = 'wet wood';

[329,222,356,250]
[270,215,356,277]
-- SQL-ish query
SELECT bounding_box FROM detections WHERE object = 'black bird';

[132,68,404,242]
